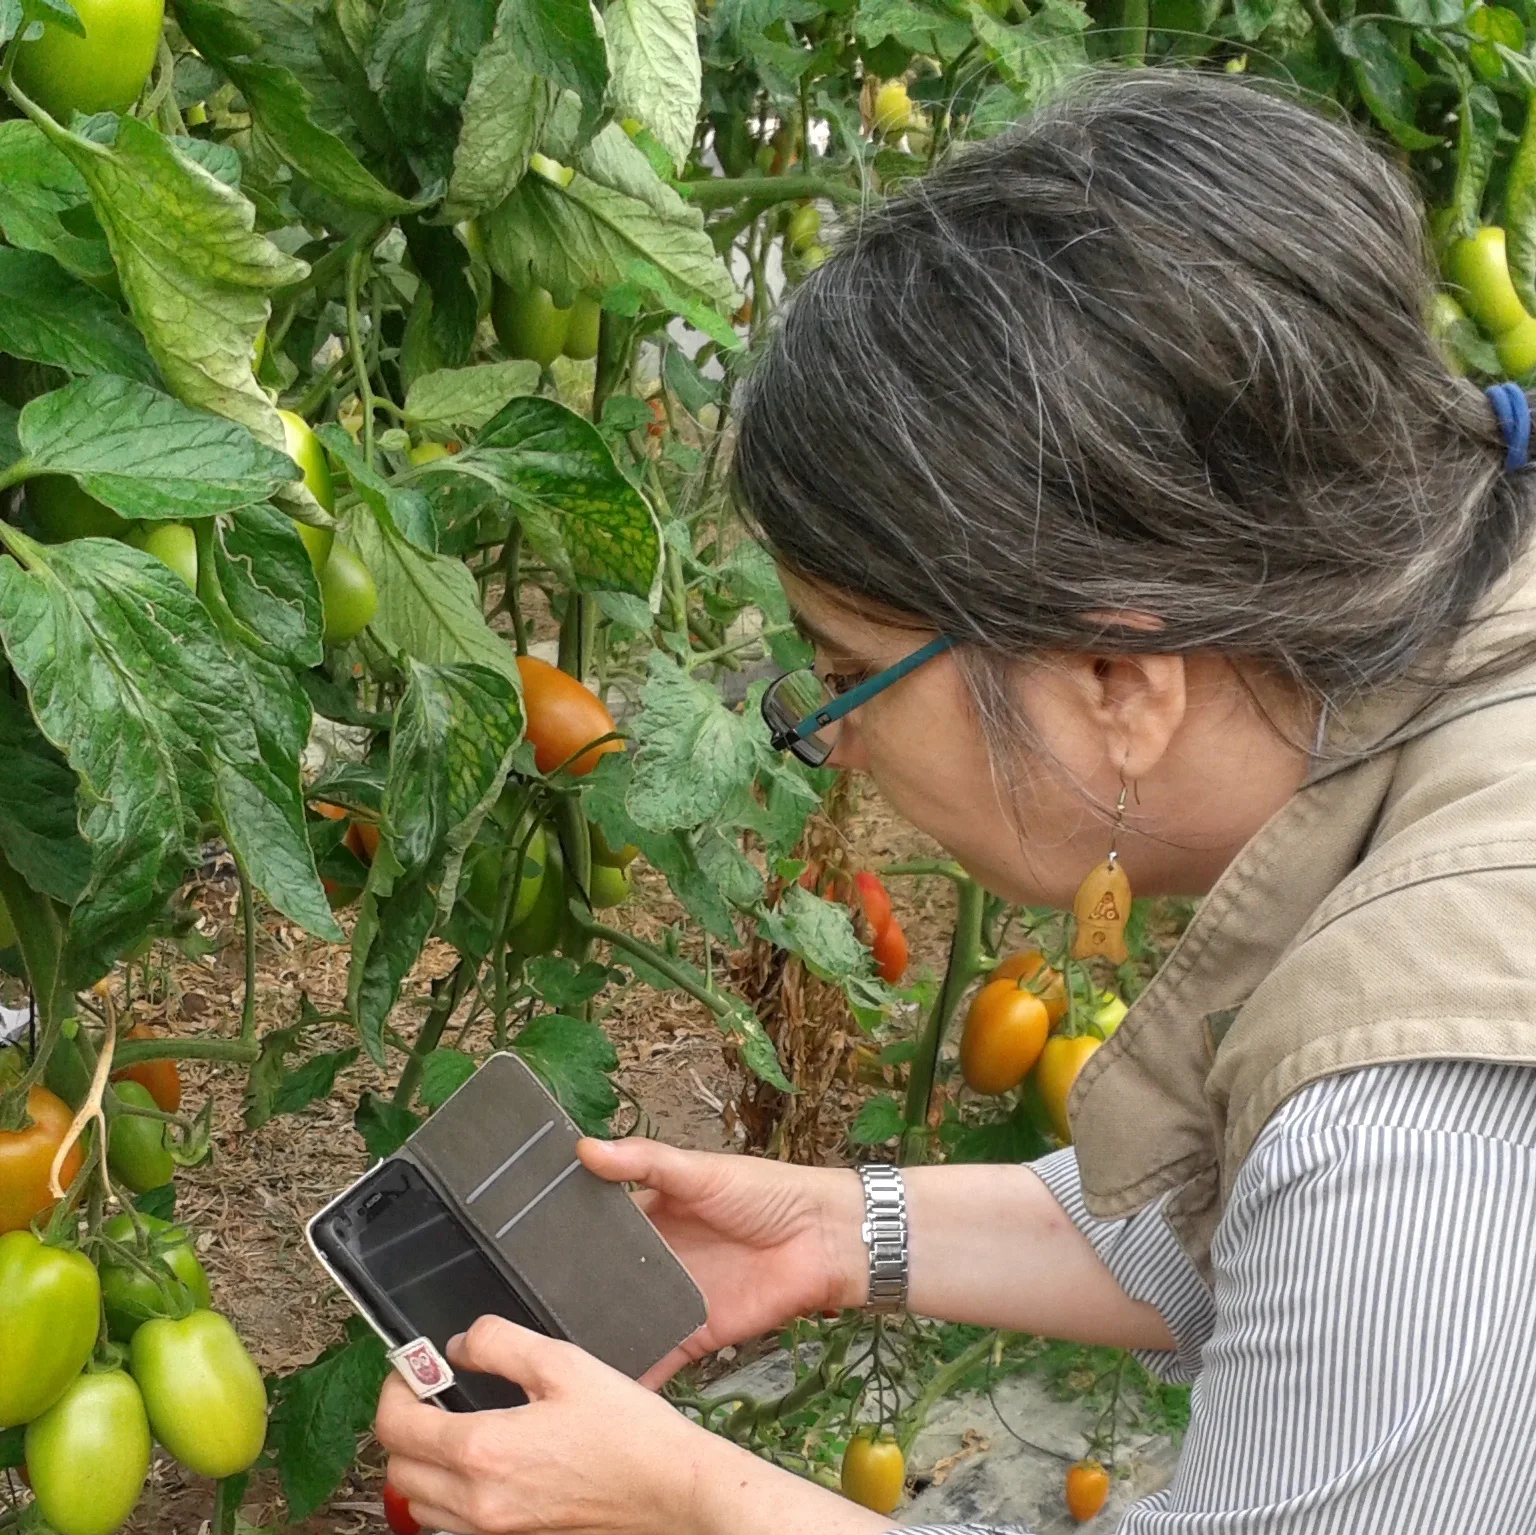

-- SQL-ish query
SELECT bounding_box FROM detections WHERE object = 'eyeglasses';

[762,635,956,766]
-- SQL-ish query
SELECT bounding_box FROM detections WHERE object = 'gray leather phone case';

[330,1051,707,1380]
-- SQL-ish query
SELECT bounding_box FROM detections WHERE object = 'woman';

[376,71,1536,1534]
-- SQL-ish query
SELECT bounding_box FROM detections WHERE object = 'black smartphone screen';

[312,1159,545,1411]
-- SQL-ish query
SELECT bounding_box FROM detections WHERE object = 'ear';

[1089,652,1188,779]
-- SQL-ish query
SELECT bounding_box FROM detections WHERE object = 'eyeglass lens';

[762,669,838,766]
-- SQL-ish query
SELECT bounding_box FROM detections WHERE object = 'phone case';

[306,1051,707,1394]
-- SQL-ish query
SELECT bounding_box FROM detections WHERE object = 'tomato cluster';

[491,281,605,369]
[958,948,1127,1142]
[1,1212,265,1535]
[802,866,910,984]
[1443,226,1536,378]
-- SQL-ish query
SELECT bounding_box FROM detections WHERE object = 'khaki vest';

[1071,553,1536,1283]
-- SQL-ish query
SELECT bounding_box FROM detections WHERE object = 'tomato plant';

[99,1211,212,1341]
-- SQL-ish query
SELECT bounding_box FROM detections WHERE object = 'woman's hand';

[376,1317,889,1535]
[575,1138,866,1385]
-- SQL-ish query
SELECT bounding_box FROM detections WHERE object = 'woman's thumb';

[577,1135,705,1195]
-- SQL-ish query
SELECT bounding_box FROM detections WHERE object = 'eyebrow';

[788,607,854,653]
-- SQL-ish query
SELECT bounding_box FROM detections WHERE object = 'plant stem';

[677,175,870,209]
[392,961,474,1108]
[1121,0,1149,64]
[897,1331,997,1455]
[236,856,258,1043]
[112,1038,261,1069]
[900,875,986,1166]
[571,909,740,1022]
[345,244,375,469]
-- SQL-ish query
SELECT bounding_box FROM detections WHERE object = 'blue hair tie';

[1486,381,1531,471]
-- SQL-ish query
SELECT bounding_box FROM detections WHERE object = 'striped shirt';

[903,1059,1536,1534]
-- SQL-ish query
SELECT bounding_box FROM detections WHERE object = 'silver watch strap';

[858,1163,909,1313]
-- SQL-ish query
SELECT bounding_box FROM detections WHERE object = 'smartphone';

[309,1156,547,1412]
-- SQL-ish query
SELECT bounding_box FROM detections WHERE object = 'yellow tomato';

[1035,1035,1102,1143]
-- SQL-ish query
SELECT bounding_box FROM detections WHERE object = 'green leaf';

[404,362,543,433]
[246,1018,361,1130]
[0,688,89,905]
[967,0,1090,102]
[348,661,523,1061]
[606,0,702,173]
[442,18,557,220]
[0,120,112,283]
[368,0,500,185]
[626,652,757,829]
[486,153,736,316]
[943,1100,1050,1163]
[267,1323,390,1524]
[217,61,419,214]
[1338,23,1440,151]
[524,955,615,1006]
[1451,78,1501,241]
[208,504,324,671]
[849,1094,906,1145]
[758,883,870,981]
[33,112,308,446]
[401,216,479,372]
[0,531,340,978]
[317,426,436,553]
[455,394,660,597]
[343,505,522,682]
[856,0,972,61]
[419,1045,478,1108]
[354,1091,421,1159]
[0,404,19,473]
[495,0,608,126]
[18,376,299,522]
[0,249,155,382]
[514,1012,618,1133]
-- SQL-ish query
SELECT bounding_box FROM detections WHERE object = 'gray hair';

[733,70,1535,739]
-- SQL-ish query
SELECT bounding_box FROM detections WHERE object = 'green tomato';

[277,409,336,572]
[465,822,548,929]
[130,1310,268,1479]
[0,1231,101,1429]
[1497,313,1536,379]
[491,280,572,368]
[786,204,821,255]
[564,294,602,361]
[588,861,632,909]
[507,831,566,957]
[25,1371,151,1535]
[108,1081,174,1196]
[409,441,453,466]
[99,1213,212,1342]
[127,522,198,590]
[26,476,131,542]
[13,0,165,120]
[589,822,639,869]
[320,543,378,646]
[1446,227,1531,337]
[1090,993,1128,1037]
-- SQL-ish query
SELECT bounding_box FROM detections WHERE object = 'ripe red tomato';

[871,917,908,984]
[383,1482,421,1535]
[0,1086,82,1234]
[959,979,1049,1095]
[852,872,893,936]
[113,1024,181,1114]
[1065,1458,1110,1522]
[516,656,623,777]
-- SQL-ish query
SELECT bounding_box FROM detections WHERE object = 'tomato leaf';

[261,1046,361,1128]
[0,688,90,906]
[0,248,156,382]
[0,1426,23,1470]
[607,0,703,174]
[494,0,608,128]
[267,1323,391,1524]
[941,1099,1050,1163]
[523,956,615,1006]
[354,1092,422,1160]
[403,361,542,434]
[513,1013,618,1133]
[626,652,758,830]
[17,376,299,522]
[342,504,522,683]
[442,22,557,221]
[419,1045,479,1108]
[208,505,324,671]
[967,0,1091,100]
[485,146,737,317]
[317,428,436,553]
[348,661,523,1062]
[31,112,307,447]
[849,1094,906,1146]
[458,394,661,597]
[856,0,975,63]
[758,884,871,982]
[1338,23,1440,151]
[0,121,112,284]
[0,531,341,979]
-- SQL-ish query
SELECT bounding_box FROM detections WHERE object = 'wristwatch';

[858,1163,909,1313]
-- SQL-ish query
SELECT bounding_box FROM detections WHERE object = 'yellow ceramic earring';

[1070,786,1132,964]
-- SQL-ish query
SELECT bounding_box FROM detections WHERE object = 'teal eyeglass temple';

[765,634,957,755]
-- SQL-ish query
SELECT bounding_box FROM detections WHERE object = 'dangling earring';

[1070,785,1132,964]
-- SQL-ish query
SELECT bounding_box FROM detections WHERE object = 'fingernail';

[446,1332,466,1353]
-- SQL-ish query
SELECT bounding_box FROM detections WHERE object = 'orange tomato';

[992,949,1067,1024]
[852,872,893,936]
[516,656,623,777]
[112,1025,181,1114]
[959,979,1050,1094]
[646,398,667,438]
[312,801,348,822]
[0,1087,82,1234]
[347,822,381,863]
[1035,1034,1102,1143]
[871,918,908,984]
[1065,1458,1110,1522]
